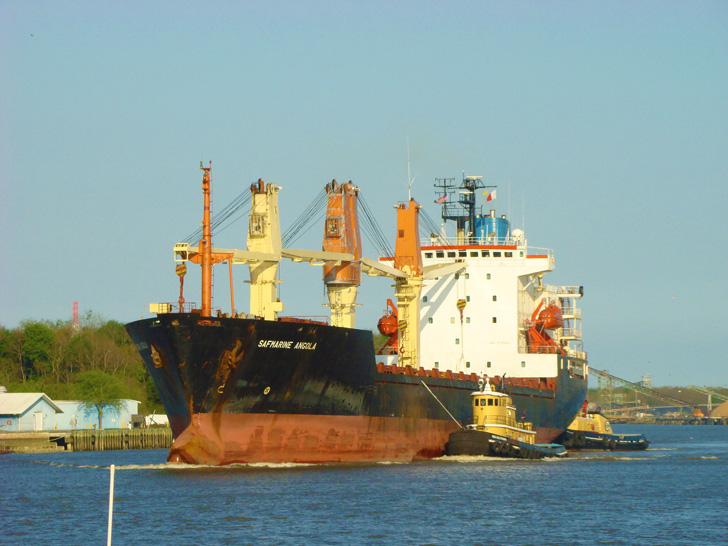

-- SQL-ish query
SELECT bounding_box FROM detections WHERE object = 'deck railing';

[542,284,583,296]
[561,328,582,339]
[468,418,534,430]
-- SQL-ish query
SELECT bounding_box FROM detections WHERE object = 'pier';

[1,428,173,454]
[654,416,728,426]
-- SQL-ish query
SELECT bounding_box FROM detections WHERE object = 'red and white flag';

[486,190,497,202]
[436,194,448,204]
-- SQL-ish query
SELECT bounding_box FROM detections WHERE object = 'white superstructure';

[417,232,585,378]
[380,175,587,380]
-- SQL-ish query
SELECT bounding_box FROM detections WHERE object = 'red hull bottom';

[167,414,563,465]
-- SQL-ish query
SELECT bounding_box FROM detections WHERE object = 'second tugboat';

[558,403,650,451]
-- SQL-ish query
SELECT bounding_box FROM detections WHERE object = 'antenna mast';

[72,301,80,333]
[407,137,414,200]
[200,161,213,316]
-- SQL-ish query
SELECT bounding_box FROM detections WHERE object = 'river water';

[2,424,726,546]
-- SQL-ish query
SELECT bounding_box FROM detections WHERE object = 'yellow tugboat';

[445,379,566,458]
[559,404,649,451]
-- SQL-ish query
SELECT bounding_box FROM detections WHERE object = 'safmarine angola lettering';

[257,340,317,350]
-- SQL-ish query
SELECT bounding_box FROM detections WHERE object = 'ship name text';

[258,339,317,350]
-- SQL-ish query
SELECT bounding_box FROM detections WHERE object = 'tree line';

[0,314,160,414]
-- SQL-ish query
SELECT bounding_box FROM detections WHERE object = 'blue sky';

[2,1,726,387]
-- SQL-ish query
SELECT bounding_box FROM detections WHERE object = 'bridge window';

[447,251,456,258]
[425,252,433,258]
[470,251,478,257]
[520,251,524,257]
[505,251,513,258]
[493,251,502,257]
[436,251,444,258]
[481,250,490,257]
[249,214,266,237]
[458,250,467,257]
[326,217,341,237]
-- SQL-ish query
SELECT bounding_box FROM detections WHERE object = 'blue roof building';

[0,389,140,431]
[53,400,140,430]
[0,392,64,432]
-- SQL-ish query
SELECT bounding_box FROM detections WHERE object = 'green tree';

[47,324,74,383]
[77,370,125,430]
[0,326,17,383]
[97,320,129,346]
[5,328,27,382]
[21,321,55,378]
[66,332,92,378]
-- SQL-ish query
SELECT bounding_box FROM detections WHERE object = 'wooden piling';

[67,428,173,452]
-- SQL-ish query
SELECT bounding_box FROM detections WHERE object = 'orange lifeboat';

[376,299,399,355]
[378,313,397,336]
[526,300,566,356]
[538,303,563,330]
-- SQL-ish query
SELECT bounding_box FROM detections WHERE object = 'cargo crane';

[687,386,728,413]
[167,167,357,321]
[164,166,465,371]
[590,367,696,414]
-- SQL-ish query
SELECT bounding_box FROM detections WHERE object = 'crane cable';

[183,190,252,244]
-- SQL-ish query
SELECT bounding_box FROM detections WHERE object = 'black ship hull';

[126,313,587,464]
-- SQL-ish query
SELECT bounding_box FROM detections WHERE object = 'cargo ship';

[125,164,588,465]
